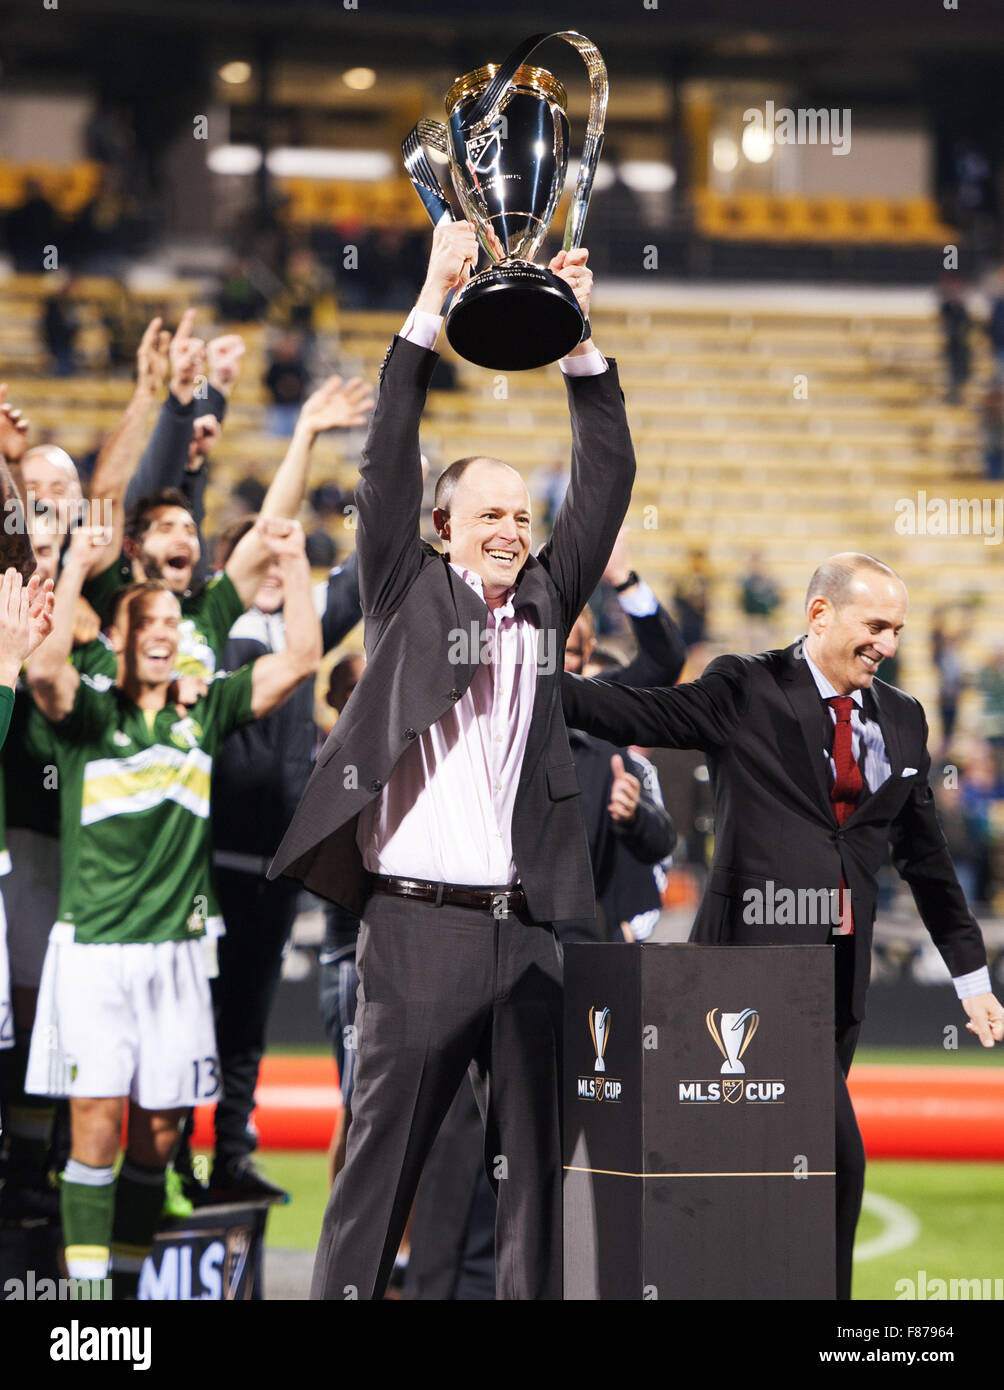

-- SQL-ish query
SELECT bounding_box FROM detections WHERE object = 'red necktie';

[827,696,862,935]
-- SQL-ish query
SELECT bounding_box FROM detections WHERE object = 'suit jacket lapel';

[779,639,835,817]
[860,681,903,784]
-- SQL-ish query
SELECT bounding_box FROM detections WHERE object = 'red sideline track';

[190,1058,1004,1160]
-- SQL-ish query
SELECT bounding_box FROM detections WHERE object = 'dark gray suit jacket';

[269,335,637,922]
[562,639,987,1020]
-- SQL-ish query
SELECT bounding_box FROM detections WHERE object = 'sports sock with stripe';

[110,1158,166,1300]
[60,1157,116,1281]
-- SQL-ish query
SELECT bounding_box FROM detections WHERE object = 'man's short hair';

[215,515,256,568]
[434,456,508,516]
[107,578,172,632]
[124,489,194,546]
[804,554,900,612]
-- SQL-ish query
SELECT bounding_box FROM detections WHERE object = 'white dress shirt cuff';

[399,309,443,350]
[559,347,607,376]
[617,578,658,618]
[953,965,992,1000]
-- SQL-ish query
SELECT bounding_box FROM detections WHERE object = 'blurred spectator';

[218,258,267,323]
[5,179,58,272]
[981,376,1003,481]
[939,274,971,404]
[42,280,79,377]
[932,623,965,749]
[264,332,310,436]
[988,268,1004,371]
[233,475,268,515]
[739,550,781,651]
[674,547,711,650]
[977,647,1004,784]
[71,170,130,275]
[306,530,337,569]
[272,247,333,335]
[531,455,570,536]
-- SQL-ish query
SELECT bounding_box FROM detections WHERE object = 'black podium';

[563,944,835,1300]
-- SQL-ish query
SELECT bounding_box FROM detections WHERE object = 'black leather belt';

[372,874,526,913]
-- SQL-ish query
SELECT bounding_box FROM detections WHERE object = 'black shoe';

[208,1157,290,1205]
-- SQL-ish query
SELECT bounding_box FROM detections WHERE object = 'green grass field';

[250,1045,1004,1299]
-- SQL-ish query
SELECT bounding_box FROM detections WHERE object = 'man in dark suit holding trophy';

[270,219,637,1300]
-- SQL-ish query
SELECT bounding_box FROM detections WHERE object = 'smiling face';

[805,567,907,693]
[114,588,182,691]
[253,562,284,614]
[128,505,200,594]
[20,447,82,511]
[433,459,532,603]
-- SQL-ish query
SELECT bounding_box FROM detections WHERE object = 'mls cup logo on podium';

[706,1007,759,1076]
[588,1006,611,1074]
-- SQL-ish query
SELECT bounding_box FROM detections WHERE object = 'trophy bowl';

[443,63,583,371]
[402,31,608,372]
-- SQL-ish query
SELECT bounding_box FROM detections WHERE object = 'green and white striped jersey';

[47,664,255,944]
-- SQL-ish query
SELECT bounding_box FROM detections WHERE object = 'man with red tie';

[561,551,1004,1300]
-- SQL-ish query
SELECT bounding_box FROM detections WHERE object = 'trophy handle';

[402,120,455,227]
[462,30,608,252]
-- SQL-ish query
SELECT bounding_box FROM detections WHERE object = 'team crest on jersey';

[113,731,132,747]
[169,717,203,750]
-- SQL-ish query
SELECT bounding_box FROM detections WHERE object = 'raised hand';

[0,384,31,465]
[417,220,479,314]
[168,309,207,406]
[186,414,221,473]
[0,568,55,682]
[207,334,246,398]
[65,522,113,575]
[135,317,172,398]
[254,516,307,563]
[548,247,593,320]
[607,752,641,824]
[299,375,375,436]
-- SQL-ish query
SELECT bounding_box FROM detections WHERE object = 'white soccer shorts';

[26,925,221,1110]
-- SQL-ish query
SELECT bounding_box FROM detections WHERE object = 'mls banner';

[563,943,835,1300]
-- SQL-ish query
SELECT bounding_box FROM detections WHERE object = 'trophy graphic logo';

[588,1006,611,1074]
[706,1007,759,1076]
[402,30,608,370]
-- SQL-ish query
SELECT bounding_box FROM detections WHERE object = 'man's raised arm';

[353,220,478,618]
[26,526,108,721]
[248,521,322,719]
[223,375,374,609]
[87,315,177,574]
[534,251,637,632]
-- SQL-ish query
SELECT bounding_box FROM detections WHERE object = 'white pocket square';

[902,767,919,777]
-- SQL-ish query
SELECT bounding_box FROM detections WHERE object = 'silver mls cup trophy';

[402,31,608,371]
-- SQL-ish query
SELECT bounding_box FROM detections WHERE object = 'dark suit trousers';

[309,891,564,1301]
[834,937,866,1302]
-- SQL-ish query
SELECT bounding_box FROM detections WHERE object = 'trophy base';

[446,262,585,371]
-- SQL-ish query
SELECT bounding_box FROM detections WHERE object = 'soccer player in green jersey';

[24,518,319,1298]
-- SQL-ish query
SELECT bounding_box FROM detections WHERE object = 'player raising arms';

[24,518,320,1299]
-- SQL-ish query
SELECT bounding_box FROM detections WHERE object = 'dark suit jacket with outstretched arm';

[562,638,987,1021]
[268,335,637,923]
